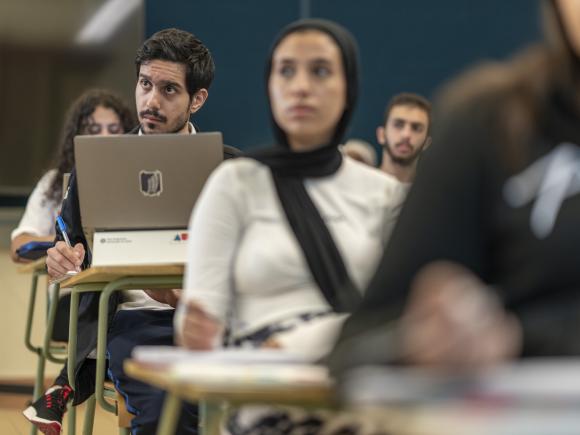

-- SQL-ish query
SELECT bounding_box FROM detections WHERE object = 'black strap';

[271,173,362,313]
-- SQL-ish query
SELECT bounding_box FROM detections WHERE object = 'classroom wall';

[145,0,541,152]
[0,2,143,196]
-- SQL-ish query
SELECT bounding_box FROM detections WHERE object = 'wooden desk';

[126,358,580,435]
[59,264,184,435]
[124,359,334,435]
[60,265,184,287]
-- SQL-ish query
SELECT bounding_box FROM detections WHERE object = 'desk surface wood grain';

[124,359,334,407]
[58,264,184,287]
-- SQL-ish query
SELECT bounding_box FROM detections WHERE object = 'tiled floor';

[0,392,118,435]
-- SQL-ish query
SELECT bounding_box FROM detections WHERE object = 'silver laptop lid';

[74,132,223,232]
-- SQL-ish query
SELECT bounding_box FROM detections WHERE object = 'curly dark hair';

[44,89,135,204]
[135,28,215,97]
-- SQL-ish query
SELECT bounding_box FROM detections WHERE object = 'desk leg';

[82,394,96,435]
[156,393,181,435]
[67,403,77,435]
[27,351,46,435]
[24,271,40,355]
[26,272,42,435]
[67,290,79,435]
[200,400,226,435]
[32,349,45,403]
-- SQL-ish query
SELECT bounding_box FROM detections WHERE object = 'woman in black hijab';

[176,18,401,434]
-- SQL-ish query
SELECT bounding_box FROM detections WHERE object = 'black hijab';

[248,19,361,313]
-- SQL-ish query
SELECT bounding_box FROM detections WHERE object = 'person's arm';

[10,171,58,263]
[398,261,521,370]
[178,300,223,350]
[10,234,54,263]
[46,169,89,278]
[143,289,182,307]
[175,160,246,349]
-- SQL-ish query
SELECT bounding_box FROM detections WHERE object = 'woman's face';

[269,30,347,152]
[82,105,123,136]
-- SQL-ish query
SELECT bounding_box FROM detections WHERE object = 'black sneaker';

[22,385,73,435]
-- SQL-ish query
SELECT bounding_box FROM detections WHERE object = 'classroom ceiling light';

[75,0,141,45]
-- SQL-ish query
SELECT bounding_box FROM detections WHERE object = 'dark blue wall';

[145,1,541,151]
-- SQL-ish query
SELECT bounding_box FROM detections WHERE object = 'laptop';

[74,132,223,233]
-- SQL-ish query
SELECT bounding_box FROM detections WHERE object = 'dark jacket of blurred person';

[331,0,580,372]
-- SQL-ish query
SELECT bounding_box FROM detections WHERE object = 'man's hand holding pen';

[46,241,85,279]
[46,216,85,279]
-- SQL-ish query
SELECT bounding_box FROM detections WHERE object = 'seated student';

[330,0,580,374]
[11,89,134,263]
[43,29,239,435]
[176,19,403,434]
[19,89,134,433]
[376,92,431,184]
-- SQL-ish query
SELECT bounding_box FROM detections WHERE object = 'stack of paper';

[132,346,331,387]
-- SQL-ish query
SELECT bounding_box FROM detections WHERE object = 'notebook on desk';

[74,133,223,266]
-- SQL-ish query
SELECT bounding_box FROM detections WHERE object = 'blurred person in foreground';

[331,0,580,374]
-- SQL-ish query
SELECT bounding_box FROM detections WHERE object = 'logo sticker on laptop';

[139,170,163,196]
[173,233,189,242]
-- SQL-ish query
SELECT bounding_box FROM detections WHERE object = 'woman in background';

[11,89,134,262]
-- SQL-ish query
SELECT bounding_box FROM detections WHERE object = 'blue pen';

[56,216,73,248]
[56,216,80,275]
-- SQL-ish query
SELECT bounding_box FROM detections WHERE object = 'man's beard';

[383,140,425,167]
[140,109,190,134]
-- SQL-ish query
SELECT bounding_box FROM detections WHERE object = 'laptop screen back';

[74,132,223,232]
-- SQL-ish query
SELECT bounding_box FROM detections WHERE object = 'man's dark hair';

[383,92,432,129]
[135,28,215,97]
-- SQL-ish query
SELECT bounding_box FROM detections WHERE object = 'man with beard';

[37,28,238,435]
[376,93,431,184]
